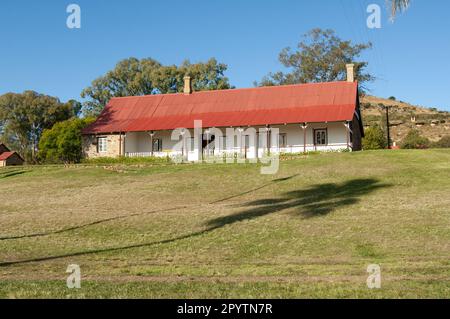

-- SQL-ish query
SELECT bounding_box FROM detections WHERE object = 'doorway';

[202,134,215,158]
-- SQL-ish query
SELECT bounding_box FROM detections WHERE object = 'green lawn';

[0,150,449,298]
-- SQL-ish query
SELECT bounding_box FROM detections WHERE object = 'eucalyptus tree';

[257,29,374,90]
[81,58,231,116]
[0,91,78,161]
[390,0,411,18]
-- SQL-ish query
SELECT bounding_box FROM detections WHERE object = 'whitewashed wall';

[123,122,350,161]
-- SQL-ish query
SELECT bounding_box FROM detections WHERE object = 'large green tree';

[0,91,80,162]
[257,29,373,89]
[81,58,232,116]
[38,117,94,164]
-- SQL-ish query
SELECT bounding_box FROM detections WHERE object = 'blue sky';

[0,0,449,110]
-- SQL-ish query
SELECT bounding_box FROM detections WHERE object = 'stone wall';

[82,134,124,159]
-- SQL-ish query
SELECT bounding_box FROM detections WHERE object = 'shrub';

[432,136,450,148]
[38,117,95,164]
[362,125,386,150]
[400,130,430,149]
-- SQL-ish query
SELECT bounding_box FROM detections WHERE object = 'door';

[202,134,215,158]
[314,129,328,149]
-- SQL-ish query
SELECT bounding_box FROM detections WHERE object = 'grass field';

[0,150,449,298]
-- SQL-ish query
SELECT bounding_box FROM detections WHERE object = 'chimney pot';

[346,64,355,83]
[183,76,192,94]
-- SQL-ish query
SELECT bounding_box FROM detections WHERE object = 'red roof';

[0,152,18,161]
[83,81,358,134]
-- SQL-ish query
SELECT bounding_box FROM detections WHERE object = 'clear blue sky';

[1,0,449,110]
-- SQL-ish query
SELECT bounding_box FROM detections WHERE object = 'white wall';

[123,122,350,161]
[272,122,349,153]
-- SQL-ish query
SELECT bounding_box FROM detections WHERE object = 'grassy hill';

[361,96,450,144]
[0,150,449,298]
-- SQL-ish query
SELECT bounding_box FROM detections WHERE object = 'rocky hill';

[360,95,450,144]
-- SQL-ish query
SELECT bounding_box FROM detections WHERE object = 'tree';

[0,91,80,162]
[257,29,373,89]
[400,129,430,149]
[362,125,387,150]
[38,117,95,164]
[390,0,411,19]
[81,57,232,116]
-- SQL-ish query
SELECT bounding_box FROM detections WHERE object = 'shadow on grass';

[207,178,391,228]
[0,206,188,241]
[0,170,27,179]
[0,174,298,241]
[0,178,390,267]
[209,174,299,204]
[0,229,212,267]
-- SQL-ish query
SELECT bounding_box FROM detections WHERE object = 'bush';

[38,117,95,164]
[400,130,431,149]
[432,136,450,148]
[362,126,387,150]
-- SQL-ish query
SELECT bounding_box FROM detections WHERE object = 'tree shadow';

[0,177,390,267]
[209,174,299,204]
[0,206,187,241]
[207,178,392,228]
[0,229,209,267]
[0,174,299,241]
[0,170,27,179]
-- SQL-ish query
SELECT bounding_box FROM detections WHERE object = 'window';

[152,138,162,152]
[314,129,327,146]
[278,133,287,148]
[98,137,107,153]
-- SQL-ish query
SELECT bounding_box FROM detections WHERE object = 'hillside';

[1,150,449,298]
[361,96,450,144]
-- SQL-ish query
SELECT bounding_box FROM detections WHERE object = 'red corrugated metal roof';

[83,81,358,134]
[0,152,17,161]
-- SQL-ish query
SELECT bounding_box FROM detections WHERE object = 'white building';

[82,65,364,161]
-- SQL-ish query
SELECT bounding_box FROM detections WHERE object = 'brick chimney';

[183,76,192,95]
[346,64,355,83]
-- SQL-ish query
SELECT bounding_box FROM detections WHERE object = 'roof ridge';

[108,81,356,101]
